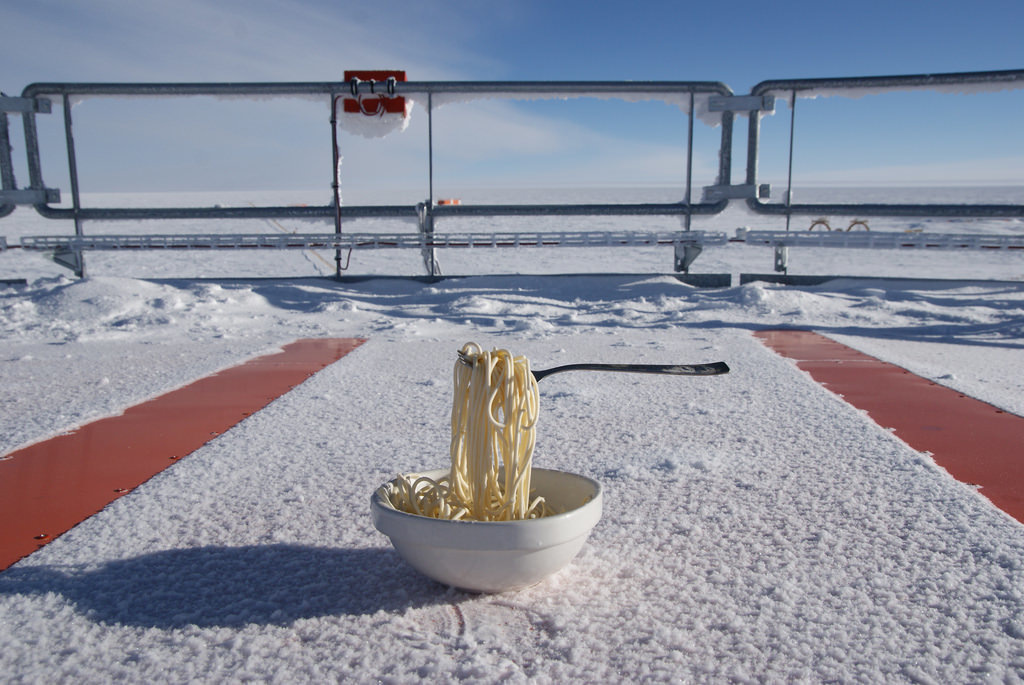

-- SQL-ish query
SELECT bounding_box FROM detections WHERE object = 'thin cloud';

[2,0,492,90]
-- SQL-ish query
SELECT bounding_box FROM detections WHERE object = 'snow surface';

[1,188,1024,682]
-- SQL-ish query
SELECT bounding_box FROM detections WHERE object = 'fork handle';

[532,361,729,381]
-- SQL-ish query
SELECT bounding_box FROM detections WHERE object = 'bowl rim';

[370,467,603,550]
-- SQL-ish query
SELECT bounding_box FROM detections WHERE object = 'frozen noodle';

[387,343,547,521]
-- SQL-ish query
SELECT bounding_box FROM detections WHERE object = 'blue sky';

[2,0,1022,196]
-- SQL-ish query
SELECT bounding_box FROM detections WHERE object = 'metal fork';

[457,350,729,381]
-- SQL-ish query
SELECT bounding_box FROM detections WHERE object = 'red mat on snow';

[756,330,1024,524]
[0,338,365,571]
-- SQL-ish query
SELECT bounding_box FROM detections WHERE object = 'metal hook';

[358,97,385,116]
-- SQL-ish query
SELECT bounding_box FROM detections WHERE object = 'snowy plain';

[1,186,1024,682]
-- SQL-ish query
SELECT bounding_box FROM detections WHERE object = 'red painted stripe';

[0,338,366,571]
[755,330,1024,523]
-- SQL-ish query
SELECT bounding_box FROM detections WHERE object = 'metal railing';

[742,230,1024,250]
[19,230,727,251]
[2,79,749,276]
[2,70,1023,280]
[744,69,1024,225]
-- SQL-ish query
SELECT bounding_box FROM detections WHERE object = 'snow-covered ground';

[1,188,1024,682]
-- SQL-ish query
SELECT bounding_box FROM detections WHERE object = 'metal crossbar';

[19,230,728,251]
[19,228,1022,253]
[743,230,1024,250]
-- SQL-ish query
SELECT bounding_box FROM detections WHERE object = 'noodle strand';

[386,343,546,521]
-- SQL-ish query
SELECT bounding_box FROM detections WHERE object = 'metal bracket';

[702,184,771,202]
[674,242,703,273]
[52,247,85,277]
[0,188,61,204]
[0,96,52,114]
[708,95,775,113]
[416,201,441,277]
[774,245,789,273]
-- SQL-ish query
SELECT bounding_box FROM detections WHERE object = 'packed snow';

[1,187,1024,682]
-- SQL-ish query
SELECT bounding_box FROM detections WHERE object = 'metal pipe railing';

[745,69,1024,220]
[18,230,728,252]
[4,71,1022,279]
[0,110,14,219]
[16,79,733,224]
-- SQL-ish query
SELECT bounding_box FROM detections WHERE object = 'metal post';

[784,89,796,233]
[61,95,83,234]
[0,111,14,192]
[675,92,697,273]
[744,90,763,203]
[427,92,434,208]
[717,110,733,189]
[0,111,14,218]
[330,94,343,278]
[421,93,440,276]
[417,201,439,277]
[59,94,86,277]
[21,105,45,196]
[685,91,694,232]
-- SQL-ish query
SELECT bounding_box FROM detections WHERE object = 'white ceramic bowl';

[371,468,602,593]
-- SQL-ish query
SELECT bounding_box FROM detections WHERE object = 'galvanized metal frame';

[1,95,61,218]
[6,79,736,276]
[744,69,1024,221]
[743,229,1024,250]
[14,80,733,220]
[0,106,14,219]
[3,71,1023,280]
[20,230,728,251]
[737,227,1024,274]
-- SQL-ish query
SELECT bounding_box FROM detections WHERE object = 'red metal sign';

[343,70,407,116]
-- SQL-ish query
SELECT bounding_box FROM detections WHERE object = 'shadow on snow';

[0,544,459,629]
